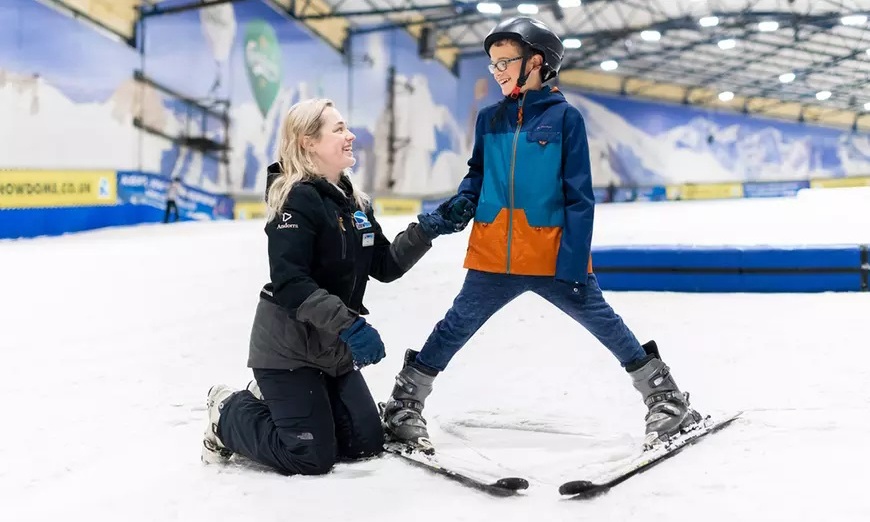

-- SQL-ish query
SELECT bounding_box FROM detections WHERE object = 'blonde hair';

[265,98,369,222]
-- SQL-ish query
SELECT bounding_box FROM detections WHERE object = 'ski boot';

[381,349,436,452]
[628,341,702,447]
[201,384,237,464]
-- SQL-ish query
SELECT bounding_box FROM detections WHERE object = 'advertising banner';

[743,180,810,198]
[669,183,744,201]
[116,172,233,220]
[0,170,117,209]
[809,176,870,189]
[373,197,422,216]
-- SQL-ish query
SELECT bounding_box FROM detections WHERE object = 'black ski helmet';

[484,16,564,83]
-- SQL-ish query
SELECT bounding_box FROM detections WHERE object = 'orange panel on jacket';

[464,209,592,276]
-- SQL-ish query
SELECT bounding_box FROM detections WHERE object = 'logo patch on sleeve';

[277,212,298,230]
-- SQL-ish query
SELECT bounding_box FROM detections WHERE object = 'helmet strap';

[509,50,531,99]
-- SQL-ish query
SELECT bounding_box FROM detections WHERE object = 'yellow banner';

[234,201,267,220]
[675,183,744,200]
[810,177,870,189]
[0,171,117,209]
[374,198,422,216]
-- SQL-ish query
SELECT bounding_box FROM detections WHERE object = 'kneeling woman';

[201,98,461,475]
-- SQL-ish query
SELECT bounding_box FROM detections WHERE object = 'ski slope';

[2,188,869,521]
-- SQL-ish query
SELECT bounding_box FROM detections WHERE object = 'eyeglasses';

[488,56,523,73]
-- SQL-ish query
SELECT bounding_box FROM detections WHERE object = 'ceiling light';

[476,2,502,14]
[816,90,832,101]
[841,15,867,26]
[641,30,661,42]
[563,38,582,49]
[864,102,870,111]
[699,16,719,27]
[517,3,538,15]
[758,21,779,32]
[718,39,737,50]
[779,72,795,83]
[718,91,735,102]
[600,60,618,71]
[558,0,582,7]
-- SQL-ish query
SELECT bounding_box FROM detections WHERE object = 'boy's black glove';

[438,195,476,231]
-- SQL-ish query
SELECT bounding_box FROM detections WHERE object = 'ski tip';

[558,480,595,495]
[559,480,611,499]
[494,477,529,491]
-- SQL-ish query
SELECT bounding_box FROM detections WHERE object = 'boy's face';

[489,40,539,96]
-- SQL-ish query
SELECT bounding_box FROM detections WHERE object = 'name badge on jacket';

[362,232,374,247]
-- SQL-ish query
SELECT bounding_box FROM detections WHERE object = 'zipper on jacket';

[506,93,525,274]
[335,210,358,303]
[337,212,347,259]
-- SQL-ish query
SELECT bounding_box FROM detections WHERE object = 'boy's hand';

[438,195,476,231]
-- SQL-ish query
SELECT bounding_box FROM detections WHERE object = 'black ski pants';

[217,367,384,475]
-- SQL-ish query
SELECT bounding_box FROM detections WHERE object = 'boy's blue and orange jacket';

[458,86,594,284]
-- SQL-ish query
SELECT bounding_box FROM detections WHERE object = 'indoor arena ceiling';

[308,0,870,118]
[57,0,870,124]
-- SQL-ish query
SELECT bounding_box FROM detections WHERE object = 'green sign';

[243,20,281,118]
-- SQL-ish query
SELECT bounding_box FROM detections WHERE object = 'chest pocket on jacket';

[522,129,562,180]
[527,130,560,147]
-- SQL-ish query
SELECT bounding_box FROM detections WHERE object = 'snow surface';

[2,188,869,521]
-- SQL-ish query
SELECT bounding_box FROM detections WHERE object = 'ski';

[559,411,743,499]
[384,442,529,497]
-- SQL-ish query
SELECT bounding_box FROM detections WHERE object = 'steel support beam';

[350,10,479,36]
[300,3,460,20]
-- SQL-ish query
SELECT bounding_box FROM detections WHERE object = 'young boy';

[382,17,702,449]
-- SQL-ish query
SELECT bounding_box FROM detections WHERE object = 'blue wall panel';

[593,245,867,292]
[0,204,164,240]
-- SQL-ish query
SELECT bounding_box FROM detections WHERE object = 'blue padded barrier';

[0,204,163,240]
[592,245,868,293]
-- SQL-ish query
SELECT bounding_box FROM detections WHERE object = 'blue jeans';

[415,270,646,372]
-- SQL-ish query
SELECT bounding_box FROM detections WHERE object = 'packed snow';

[1,188,868,521]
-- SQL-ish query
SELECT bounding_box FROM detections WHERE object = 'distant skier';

[381,17,702,449]
[163,178,180,223]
